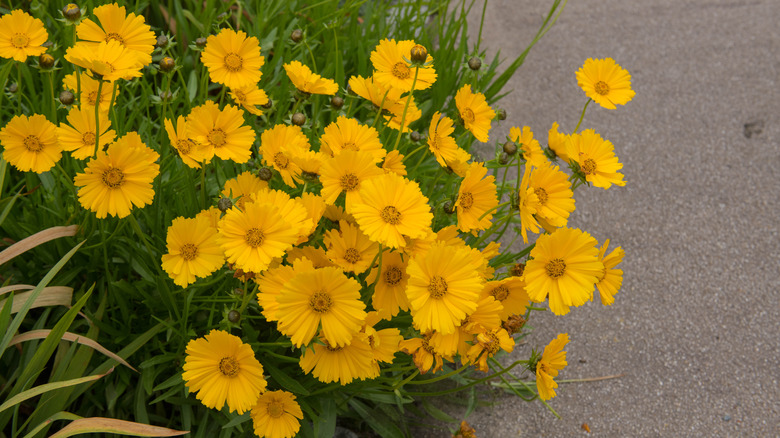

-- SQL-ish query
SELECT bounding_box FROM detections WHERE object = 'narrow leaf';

[0,286,72,313]
[0,225,78,266]
[9,330,135,371]
[49,417,188,437]
[0,370,110,414]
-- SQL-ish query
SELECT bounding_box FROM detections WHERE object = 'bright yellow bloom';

[482,277,529,321]
[319,150,383,210]
[0,10,48,62]
[164,115,208,168]
[1,114,61,173]
[221,171,268,211]
[548,122,571,163]
[187,101,256,163]
[382,150,407,175]
[64,40,144,81]
[57,106,115,160]
[259,124,310,187]
[230,84,269,116]
[595,239,624,305]
[283,60,338,95]
[427,112,460,167]
[249,189,313,245]
[63,72,115,112]
[347,75,406,116]
[466,328,515,372]
[75,3,155,66]
[320,116,385,163]
[399,333,450,374]
[455,85,495,143]
[182,330,267,414]
[517,165,541,243]
[256,258,315,322]
[570,129,626,189]
[509,126,548,168]
[324,221,379,274]
[370,39,436,92]
[383,99,421,133]
[577,58,635,110]
[367,249,410,319]
[362,313,403,364]
[536,333,568,400]
[456,163,498,234]
[250,390,303,438]
[299,333,377,384]
[528,163,575,228]
[161,216,224,288]
[298,192,326,237]
[201,28,264,89]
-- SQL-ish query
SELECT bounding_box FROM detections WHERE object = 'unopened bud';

[499,152,509,165]
[291,112,306,126]
[330,96,344,109]
[8,83,18,93]
[217,197,233,212]
[346,83,356,96]
[302,171,319,182]
[59,90,75,105]
[503,142,517,155]
[159,90,173,101]
[410,44,428,63]
[410,131,421,142]
[159,57,175,72]
[257,167,273,181]
[62,3,81,21]
[496,108,507,121]
[39,53,55,69]
[227,310,241,323]
[468,57,482,71]
[290,29,303,43]
[195,37,208,48]
[216,12,229,22]
[261,99,273,109]
[156,34,169,48]
[443,201,455,215]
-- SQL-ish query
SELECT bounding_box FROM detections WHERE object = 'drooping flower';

[57,106,115,159]
[230,84,269,116]
[594,239,624,305]
[482,277,530,320]
[509,126,548,168]
[465,328,515,372]
[299,333,377,384]
[320,116,385,163]
[259,124,310,187]
[324,221,380,274]
[1,114,61,173]
[427,112,460,167]
[576,58,635,110]
[370,39,437,92]
[536,333,569,400]
[319,150,383,210]
[283,60,338,95]
[399,333,451,374]
[517,165,541,243]
[547,121,571,163]
[454,84,495,142]
[347,75,407,116]
[362,313,403,364]
[187,101,256,163]
[455,163,498,234]
[201,28,264,89]
[182,329,268,414]
[164,115,208,168]
[161,216,224,287]
[569,129,626,189]
[64,40,144,81]
[0,10,48,62]
[75,3,155,66]
[250,390,304,438]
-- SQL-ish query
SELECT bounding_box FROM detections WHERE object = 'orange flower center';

[180,243,199,261]
[421,336,435,354]
[102,167,125,188]
[81,131,96,146]
[490,285,509,302]
[545,258,566,279]
[533,187,548,205]
[233,90,246,103]
[482,332,501,355]
[594,81,610,95]
[87,91,101,106]
[273,152,289,169]
[105,33,125,45]
[309,291,332,313]
[266,399,285,418]
[11,33,30,49]
[459,191,474,210]
[380,205,402,224]
[461,108,476,124]
[224,53,243,72]
[391,62,411,79]
[244,228,265,248]
[208,128,226,147]
[176,139,193,155]
[581,158,597,175]
[384,266,403,285]
[343,247,361,264]
[339,173,359,191]
[23,135,43,152]
[342,141,358,151]
[428,275,448,298]
[218,356,240,377]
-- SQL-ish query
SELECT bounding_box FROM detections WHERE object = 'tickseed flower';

[324,221,379,274]
[75,3,155,66]
[427,112,460,167]
[482,277,530,321]
[399,333,450,374]
[576,58,635,110]
[455,84,495,143]
[370,39,437,92]
[509,126,548,168]
[363,313,403,363]
[0,114,60,174]
[382,150,407,176]
[299,333,377,384]
[383,98,421,133]
[347,75,407,116]
[548,121,570,162]
[455,162,498,234]
[187,101,256,163]
[406,243,484,334]
[594,239,624,305]
[283,60,338,95]
[161,216,224,288]
[73,140,159,218]
[320,116,386,163]
[569,129,626,189]
[350,172,433,249]
[453,420,477,438]
[446,148,472,178]
[221,171,268,211]
[466,328,515,372]
[182,329,267,414]
[517,165,541,243]
[536,333,569,400]
[250,390,303,438]
[524,228,603,316]
[250,189,313,245]
[528,163,575,228]
[201,28,264,89]
[276,266,367,348]
[256,263,299,322]
[367,249,410,319]
[229,84,269,116]
[57,106,115,159]
[164,115,208,168]
[65,40,144,81]
[319,150,383,210]
[259,124,310,187]
[63,72,115,112]
[0,10,48,62]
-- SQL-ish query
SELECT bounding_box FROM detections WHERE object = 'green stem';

[46,71,56,123]
[16,62,21,114]
[573,98,591,133]
[107,81,119,133]
[402,144,428,163]
[391,65,419,151]
[93,79,104,157]
[370,90,390,128]
[404,364,469,386]
[392,369,419,390]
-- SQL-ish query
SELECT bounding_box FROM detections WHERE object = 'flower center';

[490,285,509,302]
[380,205,402,224]
[545,258,566,279]
[87,91,100,106]
[343,247,361,264]
[533,187,548,205]
[273,152,289,169]
[102,167,125,188]
[421,336,435,354]
[342,141,358,151]
[326,343,343,352]
[391,62,411,79]
[23,135,43,152]
[309,291,333,313]
[267,400,285,418]
[459,192,474,210]
[81,131,96,146]
[11,33,30,49]
[176,139,193,154]
[431,136,440,151]
[224,53,243,72]
[218,356,240,377]
[483,332,500,355]
[594,80,610,95]
[244,227,265,248]
[384,266,403,285]
[461,108,475,124]
[233,90,246,103]
[581,158,597,175]
[180,243,199,261]
[105,33,125,45]
[339,173,359,191]
[208,128,226,147]
[428,275,448,298]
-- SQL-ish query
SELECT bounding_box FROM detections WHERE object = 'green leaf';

[0,370,110,414]
[347,399,404,438]
[316,398,336,438]
[263,361,310,396]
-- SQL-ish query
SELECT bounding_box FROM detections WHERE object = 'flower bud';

[159,56,175,72]
[302,171,319,182]
[195,37,208,48]
[8,83,18,93]
[42,41,54,49]
[410,44,428,63]
[217,197,233,212]
[261,99,273,109]
[290,29,303,43]
[257,167,273,181]
[39,53,55,69]
[503,142,517,155]
[228,310,241,323]
[498,152,509,165]
[291,112,306,126]
[409,131,421,143]
[62,4,81,21]
[496,108,507,121]
[443,201,455,215]
[156,34,169,48]
[468,57,482,71]
[59,90,75,106]
[330,96,344,109]
[216,12,229,22]
[159,90,173,101]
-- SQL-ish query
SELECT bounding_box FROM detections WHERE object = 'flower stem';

[392,66,420,151]
[573,98,591,133]
[94,78,104,158]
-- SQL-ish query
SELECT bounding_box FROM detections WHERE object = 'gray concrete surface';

[422,1,780,436]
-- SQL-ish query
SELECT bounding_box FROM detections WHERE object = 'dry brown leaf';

[0,225,78,266]
[9,330,136,371]
[49,417,188,437]
[0,286,72,313]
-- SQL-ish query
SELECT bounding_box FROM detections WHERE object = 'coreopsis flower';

[298,192,326,236]
[371,39,436,92]
[221,171,268,211]
[517,165,541,243]
[453,420,477,438]
[347,75,407,115]
[229,84,269,116]
[569,129,626,189]
[63,72,115,112]
[382,150,407,175]
[1,114,61,173]
[73,141,158,218]
[528,163,575,228]
[324,221,379,274]
[455,163,498,234]
[256,258,315,322]
[0,10,48,62]
[161,216,224,287]
[113,132,159,165]
[362,312,403,363]
[399,333,450,374]
[259,124,310,187]
[576,58,635,110]
[164,116,208,168]
[594,239,624,305]
[187,101,256,163]
[454,84,495,143]
[283,60,338,95]
[196,206,221,229]
[290,149,324,179]
[466,328,515,372]
[250,189,313,244]
[287,245,334,268]
[75,3,155,66]
[367,249,410,319]
[482,277,530,320]
[299,333,378,384]
[182,330,268,414]
[250,390,304,438]
[319,150,383,210]
[524,228,603,316]
[446,148,472,178]
[509,126,548,168]
[406,243,484,334]
[427,112,460,167]
[536,333,569,400]
[57,106,115,159]
[320,116,386,163]
[65,40,144,81]
[351,173,433,249]
[547,121,570,162]
[459,294,503,335]
[276,266,367,348]
[383,99,422,133]
[201,28,264,89]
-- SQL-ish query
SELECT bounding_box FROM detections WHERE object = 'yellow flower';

[454,85,495,143]
[528,163,575,228]
[299,333,377,384]
[362,313,403,364]
[399,333,450,374]
[75,3,155,66]
[250,390,303,438]
[367,249,410,319]
[259,124,310,187]
[347,74,406,116]
[465,328,515,372]
[187,101,256,163]
[249,189,313,245]
[370,39,437,92]
[517,165,541,243]
[276,266,367,348]
[63,72,115,112]
[453,420,477,438]
[164,115,208,168]
[229,84,269,116]
[320,116,385,163]
[283,60,338,95]
[201,28,264,89]
[456,163,498,234]
[536,333,568,400]
[182,330,267,414]
[350,173,433,249]
[427,112,460,167]
[547,122,571,163]
[319,150,383,210]
[577,58,635,110]
[383,99,421,133]
[298,192,326,237]
[594,239,624,305]
[65,40,144,81]
[256,258,315,322]
[524,228,602,316]
[161,216,224,288]
[324,221,379,274]
[570,129,626,189]
[0,10,48,62]
[1,114,61,173]
[57,106,115,160]
[482,277,529,321]
[221,171,268,211]
[509,126,548,168]
[381,150,407,175]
